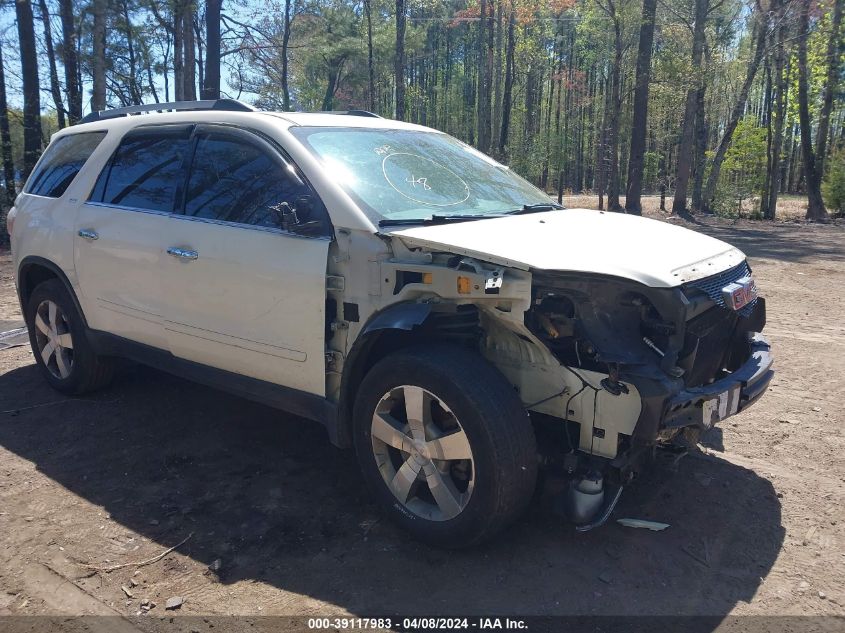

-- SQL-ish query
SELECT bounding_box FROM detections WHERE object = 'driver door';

[160,124,332,396]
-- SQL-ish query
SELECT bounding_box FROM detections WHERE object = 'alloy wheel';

[370,385,475,521]
[33,300,74,379]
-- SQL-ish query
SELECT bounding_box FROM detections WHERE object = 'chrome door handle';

[167,246,199,260]
[78,228,99,240]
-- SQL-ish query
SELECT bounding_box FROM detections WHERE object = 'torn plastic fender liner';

[360,301,434,336]
[334,302,434,449]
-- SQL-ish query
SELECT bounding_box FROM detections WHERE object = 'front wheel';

[352,344,537,547]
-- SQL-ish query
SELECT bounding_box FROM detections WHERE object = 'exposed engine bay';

[515,263,770,526]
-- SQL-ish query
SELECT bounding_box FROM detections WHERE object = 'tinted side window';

[185,133,311,228]
[92,127,191,212]
[25,132,106,198]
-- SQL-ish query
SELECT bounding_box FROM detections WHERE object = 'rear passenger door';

[75,125,192,349]
[161,125,332,396]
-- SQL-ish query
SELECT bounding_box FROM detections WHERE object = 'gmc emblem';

[722,276,758,311]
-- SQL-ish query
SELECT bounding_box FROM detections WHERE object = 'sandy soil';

[0,211,843,624]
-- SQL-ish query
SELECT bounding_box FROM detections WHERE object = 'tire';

[352,344,537,547]
[25,278,114,395]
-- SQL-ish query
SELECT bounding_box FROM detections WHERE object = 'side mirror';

[270,201,298,231]
[293,195,314,222]
[270,196,325,235]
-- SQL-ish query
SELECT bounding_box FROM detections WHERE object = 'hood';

[387,208,746,288]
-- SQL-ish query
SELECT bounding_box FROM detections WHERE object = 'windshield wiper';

[505,202,565,215]
[378,204,563,227]
[378,214,503,228]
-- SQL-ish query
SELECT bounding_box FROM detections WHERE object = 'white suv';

[8,100,773,546]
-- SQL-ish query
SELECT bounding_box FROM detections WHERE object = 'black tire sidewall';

[352,345,536,547]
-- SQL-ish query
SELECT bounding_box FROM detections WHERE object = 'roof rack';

[79,99,256,124]
[318,110,382,118]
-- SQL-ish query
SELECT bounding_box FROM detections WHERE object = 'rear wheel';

[353,344,537,547]
[26,279,114,394]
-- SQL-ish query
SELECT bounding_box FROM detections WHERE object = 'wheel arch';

[335,301,484,449]
[17,256,88,328]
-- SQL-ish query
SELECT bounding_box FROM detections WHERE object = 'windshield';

[289,127,554,223]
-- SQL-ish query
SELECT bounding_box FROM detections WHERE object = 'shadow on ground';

[686,218,845,263]
[0,361,784,616]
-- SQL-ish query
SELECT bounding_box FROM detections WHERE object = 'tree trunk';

[58,0,81,122]
[764,12,787,220]
[0,42,16,218]
[121,0,142,104]
[280,0,292,110]
[595,71,611,210]
[37,0,66,128]
[173,0,184,101]
[691,85,707,210]
[760,56,774,219]
[395,0,406,120]
[194,17,203,92]
[364,0,375,111]
[322,57,345,111]
[202,0,221,99]
[492,0,503,154]
[798,0,828,220]
[476,0,492,152]
[498,1,515,155]
[16,0,41,178]
[672,0,707,217]
[606,6,623,212]
[91,0,107,111]
[624,0,657,215]
[702,10,768,213]
[183,3,196,100]
[815,0,843,177]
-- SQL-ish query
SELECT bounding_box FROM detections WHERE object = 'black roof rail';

[316,110,382,118]
[79,99,256,124]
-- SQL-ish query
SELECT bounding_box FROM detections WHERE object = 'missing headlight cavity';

[527,273,687,375]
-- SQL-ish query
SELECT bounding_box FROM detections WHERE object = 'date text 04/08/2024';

[306,617,528,630]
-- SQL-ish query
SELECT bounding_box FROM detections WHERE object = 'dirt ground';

[0,209,843,624]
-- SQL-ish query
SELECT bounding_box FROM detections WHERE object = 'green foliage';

[822,149,845,216]
[643,151,661,190]
[714,116,767,218]
[1,0,843,223]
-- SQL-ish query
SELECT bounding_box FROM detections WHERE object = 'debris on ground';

[120,585,134,598]
[681,543,710,567]
[616,518,670,531]
[81,532,193,573]
[139,598,156,613]
[0,327,28,350]
[165,596,184,610]
[803,526,817,546]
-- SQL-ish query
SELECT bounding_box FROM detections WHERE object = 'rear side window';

[25,132,106,198]
[90,126,191,212]
[184,131,312,227]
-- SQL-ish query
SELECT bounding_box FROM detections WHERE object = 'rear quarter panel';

[13,127,117,304]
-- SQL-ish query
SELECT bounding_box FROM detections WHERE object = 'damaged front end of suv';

[386,210,773,529]
[524,263,771,525]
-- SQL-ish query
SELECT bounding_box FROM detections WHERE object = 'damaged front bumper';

[663,333,774,431]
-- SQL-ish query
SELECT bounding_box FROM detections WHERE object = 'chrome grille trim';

[686,261,758,317]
